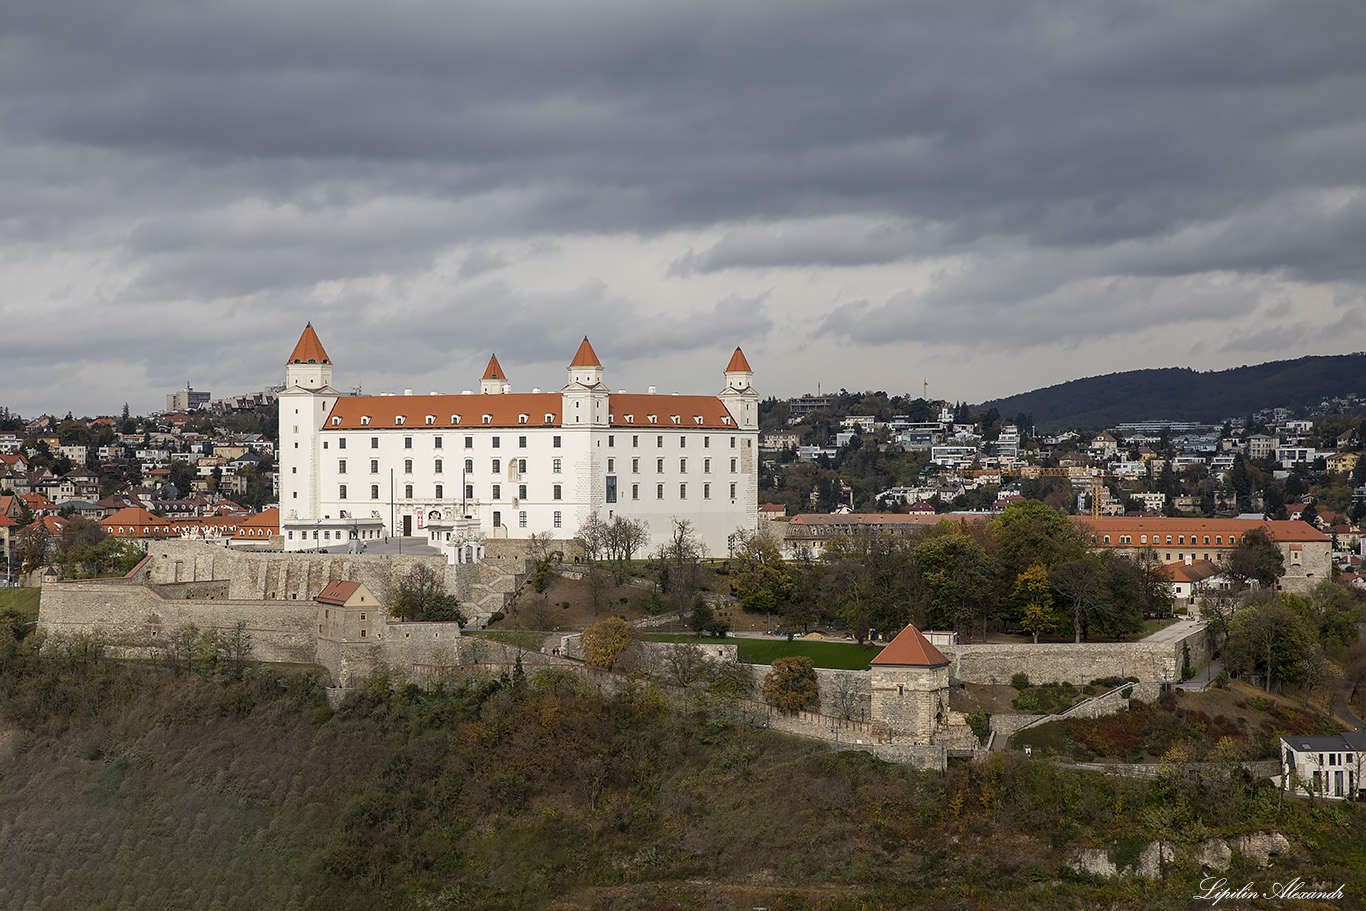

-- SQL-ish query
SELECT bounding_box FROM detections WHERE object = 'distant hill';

[976,354,1366,431]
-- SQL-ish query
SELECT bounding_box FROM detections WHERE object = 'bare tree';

[660,642,716,688]
[829,672,865,722]
[218,620,253,671]
[656,518,703,622]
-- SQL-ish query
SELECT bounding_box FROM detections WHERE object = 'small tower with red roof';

[480,354,508,395]
[280,323,340,537]
[562,337,609,428]
[869,624,952,744]
[718,346,758,431]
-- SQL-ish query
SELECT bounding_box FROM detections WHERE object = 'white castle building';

[278,325,759,557]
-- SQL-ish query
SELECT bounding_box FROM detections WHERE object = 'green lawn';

[0,587,40,620]
[645,633,883,669]
[465,629,549,650]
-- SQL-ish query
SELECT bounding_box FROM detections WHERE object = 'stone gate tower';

[870,624,952,744]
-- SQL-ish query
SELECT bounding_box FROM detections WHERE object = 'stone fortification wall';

[383,622,462,675]
[39,579,317,664]
[150,580,231,600]
[740,665,872,723]
[941,626,1209,685]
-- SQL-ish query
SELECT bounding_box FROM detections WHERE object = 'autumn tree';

[728,532,794,616]
[914,528,996,640]
[391,564,465,623]
[1012,564,1057,643]
[581,616,637,670]
[761,655,820,715]
[1224,528,1285,589]
[1225,597,1316,693]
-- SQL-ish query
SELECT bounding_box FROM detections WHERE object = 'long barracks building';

[278,325,760,556]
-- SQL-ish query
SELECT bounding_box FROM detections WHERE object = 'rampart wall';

[941,625,1210,685]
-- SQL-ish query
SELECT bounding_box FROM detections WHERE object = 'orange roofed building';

[278,326,760,557]
[1075,516,1330,595]
[869,624,975,747]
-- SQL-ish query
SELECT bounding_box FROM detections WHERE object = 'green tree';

[987,499,1088,594]
[761,656,820,715]
[390,564,466,623]
[1225,597,1316,693]
[728,533,794,616]
[914,529,997,640]
[1049,558,1112,643]
[1224,528,1285,589]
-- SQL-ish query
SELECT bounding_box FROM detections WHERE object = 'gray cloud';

[2,0,1365,415]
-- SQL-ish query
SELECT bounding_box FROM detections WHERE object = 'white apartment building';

[279,325,759,556]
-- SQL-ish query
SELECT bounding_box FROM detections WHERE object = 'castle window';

[425,415,435,425]
[491,459,500,473]
[656,483,664,499]
[657,435,664,448]
[435,484,443,499]
[730,483,736,498]
[1140,535,1147,544]
[731,437,737,448]
[519,511,527,527]
[632,458,639,473]
[338,460,346,473]
[464,458,473,472]
[493,511,501,527]
[518,414,528,424]
[704,458,711,473]
[679,458,687,473]
[434,437,442,449]
[519,436,527,448]
[607,458,615,472]
[553,484,562,500]
[518,484,526,499]
[371,485,379,499]
[361,416,370,425]
[404,484,413,498]
[671,415,681,425]
[492,484,501,499]
[465,436,473,448]
[648,415,658,424]
[608,435,614,447]
[339,438,346,449]
[465,484,473,499]
[396,416,405,425]
[434,459,443,473]
[553,458,562,473]
[722,417,732,425]
[730,458,737,472]
[631,484,639,500]
[553,436,561,448]
[339,485,347,499]
[625,415,634,423]
[331,417,341,426]
[679,483,687,499]
[371,437,378,448]
[703,483,711,499]
[545,414,555,424]
[405,436,412,449]
[482,415,492,424]
[370,459,378,473]
[694,416,704,424]
[492,437,500,448]
[517,458,526,472]
[553,511,561,528]
[451,415,462,424]
[405,459,413,473]
[657,458,664,473]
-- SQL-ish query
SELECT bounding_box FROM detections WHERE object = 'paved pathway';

[1177,659,1223,692]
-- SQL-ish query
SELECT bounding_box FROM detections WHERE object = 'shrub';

[761,656,820,715]
[1213,669,1231,689]
[1010,672,1030,690]
[966,711,990,745]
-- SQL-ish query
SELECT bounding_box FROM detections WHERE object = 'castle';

[279,326,760,557]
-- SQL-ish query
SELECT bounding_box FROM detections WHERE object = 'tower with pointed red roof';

[280,324,342,545]
[562,337,609,429]
[718,346,758,432]
[480,355,507,395]
[869,624,953,744]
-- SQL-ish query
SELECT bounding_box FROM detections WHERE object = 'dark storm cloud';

[2,0,1365,413]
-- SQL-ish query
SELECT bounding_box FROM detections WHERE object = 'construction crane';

[1000,466,1106,520]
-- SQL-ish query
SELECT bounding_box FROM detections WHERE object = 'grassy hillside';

[1,651,1364,909]
[976,353,1366,430]
[0,586,39,620]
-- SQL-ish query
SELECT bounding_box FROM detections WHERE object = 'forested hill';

[976,353,1366,431]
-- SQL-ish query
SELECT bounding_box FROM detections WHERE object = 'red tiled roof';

[101,507,173,530]
[725,347,752,372]
[323,392,740,430]
[316,580,362,606]
[482,354,505,381]
[1162,559,1222,583]
[569,337,601,367]
[0,515,17,527]
[288,323,331,365]
[1077,516,1328,544]
[871,624,950,668]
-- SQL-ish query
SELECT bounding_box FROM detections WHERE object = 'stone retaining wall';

[941,626,1209,685]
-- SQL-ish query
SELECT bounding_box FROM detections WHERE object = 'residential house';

[1281,733,1366,799]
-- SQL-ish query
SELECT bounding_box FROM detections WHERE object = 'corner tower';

[562,337,609,427]
[480,354,508,395]
[717,346,759,431]
[280,323,340,550]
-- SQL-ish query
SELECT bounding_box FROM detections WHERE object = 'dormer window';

[482,415,492,424]
[625,415,634,424]
[360,416,371,425]
[544,414,555,424]
[648,415,658,424]
[425,415,436,425]
[451,415,461,424]
[694,416,704,424]
[722,416,732,425]
[395,415,406,425]
[331,417,342,426]
[518,414,528,424]
[671,415,681,425]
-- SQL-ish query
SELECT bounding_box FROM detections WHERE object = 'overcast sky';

[3,0,1365,418]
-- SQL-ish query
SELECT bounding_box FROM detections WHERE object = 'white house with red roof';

[278,325,760,556]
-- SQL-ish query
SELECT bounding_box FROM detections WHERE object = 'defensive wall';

[940,624,1210,686]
